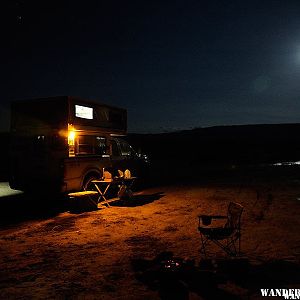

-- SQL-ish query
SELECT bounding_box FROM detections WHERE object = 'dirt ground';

[0,180,300,299]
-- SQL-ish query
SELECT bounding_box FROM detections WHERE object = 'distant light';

[273,161,300,166]
[17,16,23,24]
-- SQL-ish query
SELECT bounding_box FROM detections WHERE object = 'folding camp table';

[92,177,136,207]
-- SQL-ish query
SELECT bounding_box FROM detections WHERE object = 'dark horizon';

[1,100,300,134]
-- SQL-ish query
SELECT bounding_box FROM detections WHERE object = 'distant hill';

[127,123,300,165]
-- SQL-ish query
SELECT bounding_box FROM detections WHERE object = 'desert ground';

[0,174,300,299]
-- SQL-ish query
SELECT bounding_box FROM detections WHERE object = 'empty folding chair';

[198,202,244,257]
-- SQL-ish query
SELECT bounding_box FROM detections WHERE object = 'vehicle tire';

[82,175,99,191]
[79,175,101,210]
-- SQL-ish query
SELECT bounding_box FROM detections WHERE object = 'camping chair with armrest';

[198,202,244,257]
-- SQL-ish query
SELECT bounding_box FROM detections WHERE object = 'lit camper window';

[75,105,93,119]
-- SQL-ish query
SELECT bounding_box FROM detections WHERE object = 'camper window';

[119,139,135,157]
[95,137,106,155]
[76,135,106,155]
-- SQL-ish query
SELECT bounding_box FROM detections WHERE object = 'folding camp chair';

[198,202,243,257]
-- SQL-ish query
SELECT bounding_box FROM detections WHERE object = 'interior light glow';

[75,105,93,119]
[68,130,76,145]
[68,124,76,157]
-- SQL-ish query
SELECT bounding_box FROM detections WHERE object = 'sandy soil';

[0,180,300,299]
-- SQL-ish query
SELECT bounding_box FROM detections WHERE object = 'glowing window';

[75,105,93,119]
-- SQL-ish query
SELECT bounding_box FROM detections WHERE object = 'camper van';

[9,96,148,194]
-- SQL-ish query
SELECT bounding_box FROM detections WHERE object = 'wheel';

[80,175,101,209]
[83,175,99,191]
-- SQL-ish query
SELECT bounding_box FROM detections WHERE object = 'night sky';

[2,0,300,133]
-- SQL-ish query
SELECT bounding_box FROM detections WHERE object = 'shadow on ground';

[68,192,165,214]
[132,252,300,300]
[0,180,165,224]
[110,192,165,207]
[0,193,69,227]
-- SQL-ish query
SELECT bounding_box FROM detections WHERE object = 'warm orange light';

[68,124,76,146]
[68,124,76,157]
[68,130,76,145]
